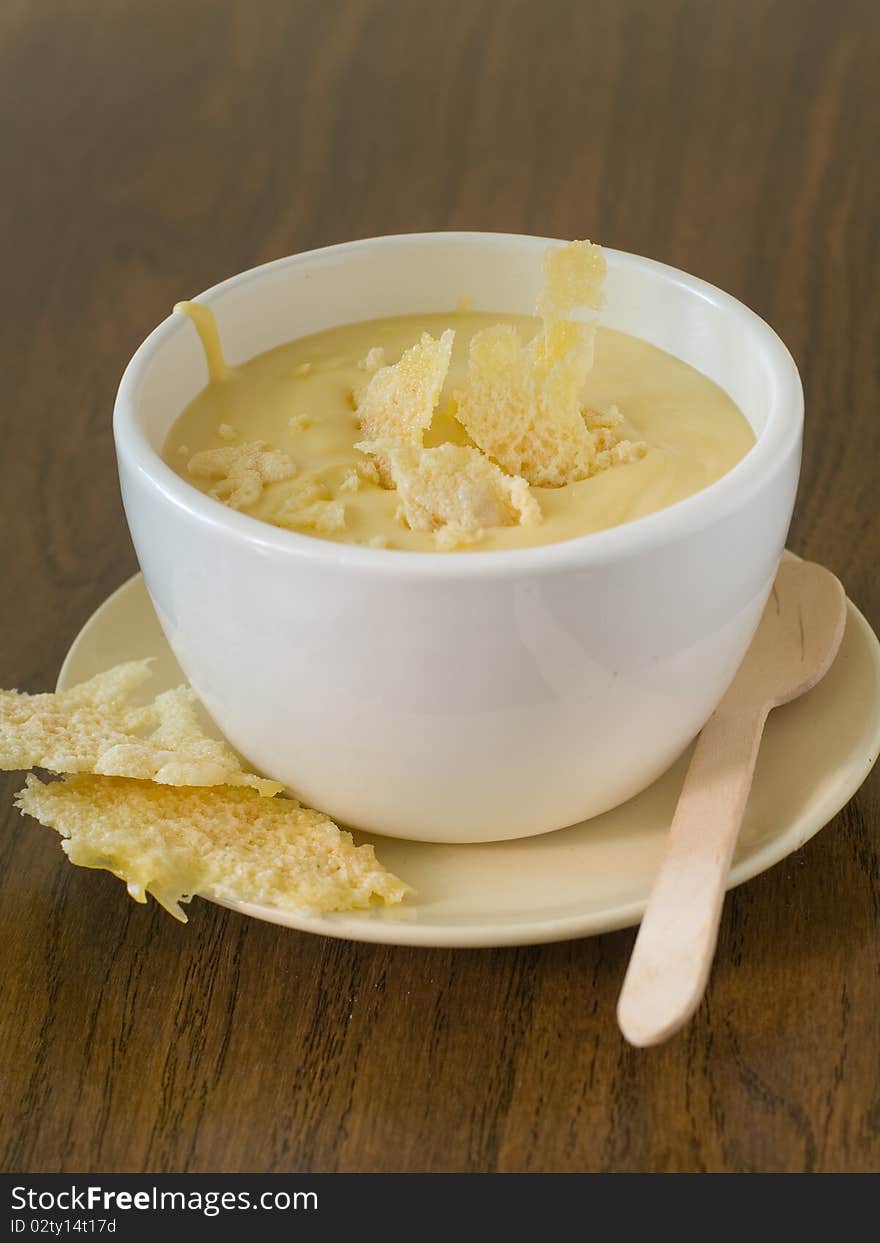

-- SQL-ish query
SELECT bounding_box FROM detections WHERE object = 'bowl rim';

[113,230,803,579]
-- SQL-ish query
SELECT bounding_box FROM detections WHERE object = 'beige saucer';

[57,571,880,947]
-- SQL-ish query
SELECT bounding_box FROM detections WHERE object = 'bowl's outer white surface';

[56,572,880,947]
[114,233,803,842]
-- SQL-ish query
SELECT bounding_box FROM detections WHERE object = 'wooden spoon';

[617,557,846,1048]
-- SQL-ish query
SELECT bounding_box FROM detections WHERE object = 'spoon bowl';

[726,558,847,712]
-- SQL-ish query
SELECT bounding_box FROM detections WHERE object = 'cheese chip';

[355,330,454,477]
[453,240,640,487]
[285,498,347,535]
[355,458,381,486]
[453,324,599,488]
[54,660,155,710]
[530,318,590,378]
[0,662,154,772]
[266,472,347,535]
[0,666,281,796]
[585,404,647,467]
[16,774,409,922]
[187,440,296,509]
[536,238,606,322]
[338,468,361,494]
[357,346,386,373]
[359,439,540,544]
[531,241,605,379]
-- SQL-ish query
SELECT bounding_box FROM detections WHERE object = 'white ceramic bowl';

[114,232,802,843]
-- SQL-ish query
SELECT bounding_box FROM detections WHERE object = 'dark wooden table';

[1,0,877,1174]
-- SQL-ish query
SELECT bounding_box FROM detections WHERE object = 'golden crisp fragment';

[355,330,455,455]
[287,499,347,535]
[453,324,598,487]
[355,458,381,486]
[187,440,296,509]
[434,525,479,552]
[0,663,280,796]
[357,347,386,373]
[584,405,647,469]
[338,468,361,494]
[453,241,642,487]
[266,473,347,535]
[536,239,606,322]
[17,774,410,922]
[52,661,155,710]
[359,439,540,544]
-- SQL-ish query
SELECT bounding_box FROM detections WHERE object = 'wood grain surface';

[1,0,877,1174]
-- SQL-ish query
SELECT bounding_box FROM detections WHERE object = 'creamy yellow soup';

[164,310,755,551]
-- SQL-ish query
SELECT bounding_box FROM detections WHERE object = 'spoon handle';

[617,704,768,1047]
